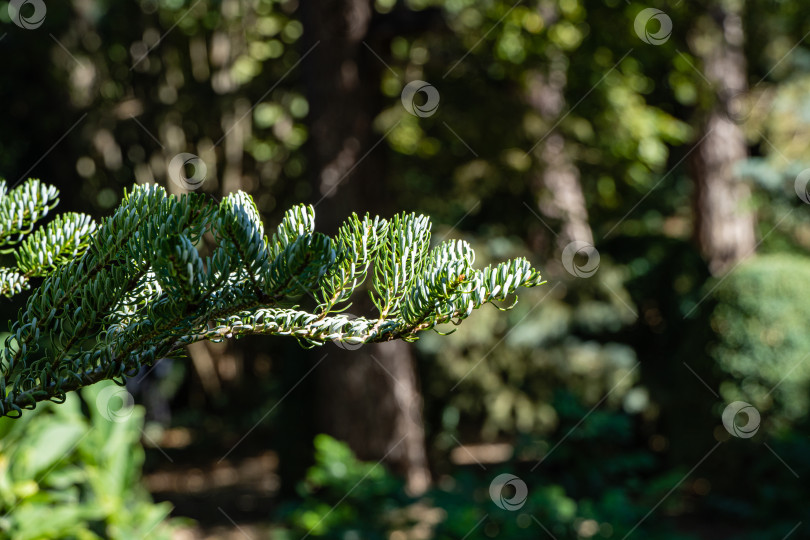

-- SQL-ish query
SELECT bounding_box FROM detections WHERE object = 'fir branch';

[0,181,544,417]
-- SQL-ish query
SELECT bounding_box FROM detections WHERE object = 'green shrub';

[278,422,698,540]
[710,253,810,428]
[0,380,184,539]
[276,434,410,539]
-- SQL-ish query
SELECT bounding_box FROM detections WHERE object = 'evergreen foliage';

[0,180,543,418]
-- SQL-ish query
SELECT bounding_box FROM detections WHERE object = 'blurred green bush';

[278,422,700,540]
[710,253,810,429]
[276,434,411,539]
[0,381,184,540]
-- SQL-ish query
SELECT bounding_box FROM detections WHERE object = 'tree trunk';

[690,2,756,275]
[300,0,385,216]
[315,341,431,494]
[297,0,431,495]
[527,53,594,250]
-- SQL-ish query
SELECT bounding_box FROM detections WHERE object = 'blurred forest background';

[1,0,810,538]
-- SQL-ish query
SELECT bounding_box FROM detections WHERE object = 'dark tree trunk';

[315,341,430,494]
[295,0,431,495]
[300,0,385,217]
[689,3,756,275]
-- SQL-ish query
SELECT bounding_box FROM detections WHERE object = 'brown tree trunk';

[527,54,594,250]
[300,0,385,216]
[298,0,431,495]
[315,341,430,495]
[690,3,756,275]
[537,131,593,248]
